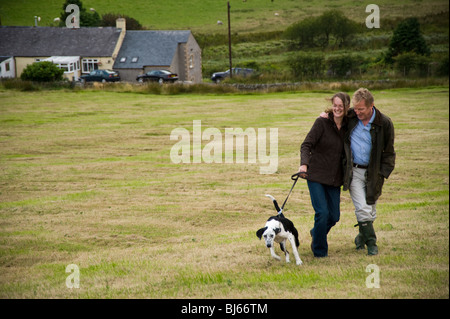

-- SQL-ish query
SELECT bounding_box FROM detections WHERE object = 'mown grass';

[0,87,448,298]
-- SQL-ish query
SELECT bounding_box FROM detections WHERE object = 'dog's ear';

[274,228,281,235]
[256,227,267,240]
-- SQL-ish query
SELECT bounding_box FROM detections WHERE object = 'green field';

[0,86,448,298]
[1,0,448,82]
[1,0,448,32]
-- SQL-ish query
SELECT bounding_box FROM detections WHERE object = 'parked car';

[211,67,254,83]
[80,69,120,83]
[136,70,178,83]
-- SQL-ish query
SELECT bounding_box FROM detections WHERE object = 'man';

[342,88,396,255]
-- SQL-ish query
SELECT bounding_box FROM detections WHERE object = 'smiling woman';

[299,92,351,258]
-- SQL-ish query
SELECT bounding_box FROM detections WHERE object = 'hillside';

[0,0,448,82]
[1,0,448,33]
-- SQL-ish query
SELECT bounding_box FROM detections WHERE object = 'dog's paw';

[296,260,303,266]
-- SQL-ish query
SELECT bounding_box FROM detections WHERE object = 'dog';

[256,195,303,265]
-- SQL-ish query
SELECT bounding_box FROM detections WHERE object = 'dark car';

[211,67,254,83]
[136,70,178,83]
[80,69,120,83]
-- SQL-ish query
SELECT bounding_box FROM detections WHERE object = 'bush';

[20,62,64,82]
[101,13,145,30]
[1,79,39,91]
[327,55,354,77]
[393,52,432,77]
[59,0,101,27]
[437,56,449,76]
[287,52,325,79]
[394,52,418,76]
[240,60,259,71]
[326,54,368,78]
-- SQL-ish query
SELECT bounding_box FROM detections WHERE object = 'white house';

[0,56,15,78]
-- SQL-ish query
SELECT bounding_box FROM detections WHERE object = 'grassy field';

[1,0,448,32]
[0,86,448,298]
[1,0,448,83]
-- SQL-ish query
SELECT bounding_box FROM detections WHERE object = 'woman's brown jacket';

[300,113,347,188]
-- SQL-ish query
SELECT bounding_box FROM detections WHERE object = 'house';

[0,18,202,83]
[0,19,126,81]
[0,56,15,78]
[113,30,202,83]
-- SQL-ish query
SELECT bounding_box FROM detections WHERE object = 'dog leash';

[278,172,306,214]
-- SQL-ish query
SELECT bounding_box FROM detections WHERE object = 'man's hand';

[319,112,328,119]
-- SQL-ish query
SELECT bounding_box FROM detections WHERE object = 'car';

[80,69,120,83]
[211,67,254,83]
[136,70,178,83]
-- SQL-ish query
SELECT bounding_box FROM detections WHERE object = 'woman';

[298,92,350,257]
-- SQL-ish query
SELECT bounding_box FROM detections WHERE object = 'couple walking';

[299,88,396,257]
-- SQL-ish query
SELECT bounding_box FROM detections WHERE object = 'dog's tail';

[265,194,283,216]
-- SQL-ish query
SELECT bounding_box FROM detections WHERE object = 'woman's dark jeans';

[307,180,341,257]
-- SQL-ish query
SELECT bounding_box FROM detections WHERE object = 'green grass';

[1,1,448,83]
[1,0,448,32]
[0,87,448,298]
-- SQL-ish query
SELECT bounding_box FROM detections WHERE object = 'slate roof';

[0,56,11,63]
[113,30,191,69]
[0,26,122,57]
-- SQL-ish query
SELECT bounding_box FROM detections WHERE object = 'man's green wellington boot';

[354,223,365,250]
[360,221,378,256]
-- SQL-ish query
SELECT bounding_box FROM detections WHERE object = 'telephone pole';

[227,1,232,78]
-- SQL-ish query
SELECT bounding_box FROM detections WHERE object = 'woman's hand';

[298,165,308,179]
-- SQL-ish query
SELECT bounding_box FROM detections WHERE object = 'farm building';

[0,19,202,83]
[113,30,202,83]
[0,20,125,81]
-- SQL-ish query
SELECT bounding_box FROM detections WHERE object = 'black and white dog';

[256,195,303,266]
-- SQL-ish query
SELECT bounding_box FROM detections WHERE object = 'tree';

[59,0,101,27]
[284,10,359,48]
[284,17,320,48]
[393,52,431,77]
[316,10,337,47]
[20,62,64,82]
[332,12,360,47]
[385,18,430,64]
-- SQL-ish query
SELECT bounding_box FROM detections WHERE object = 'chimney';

[116,18,126,31]
[112,18,126,61]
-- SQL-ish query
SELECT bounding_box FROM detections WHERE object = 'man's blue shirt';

[351,108,376,166]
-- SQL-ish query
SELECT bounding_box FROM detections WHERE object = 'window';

[5,62,10,72]
[60,64,69,72]
[189,55,194,69]
[82,59,99,73]
[120,57,126,63]
[131,57,138,63]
